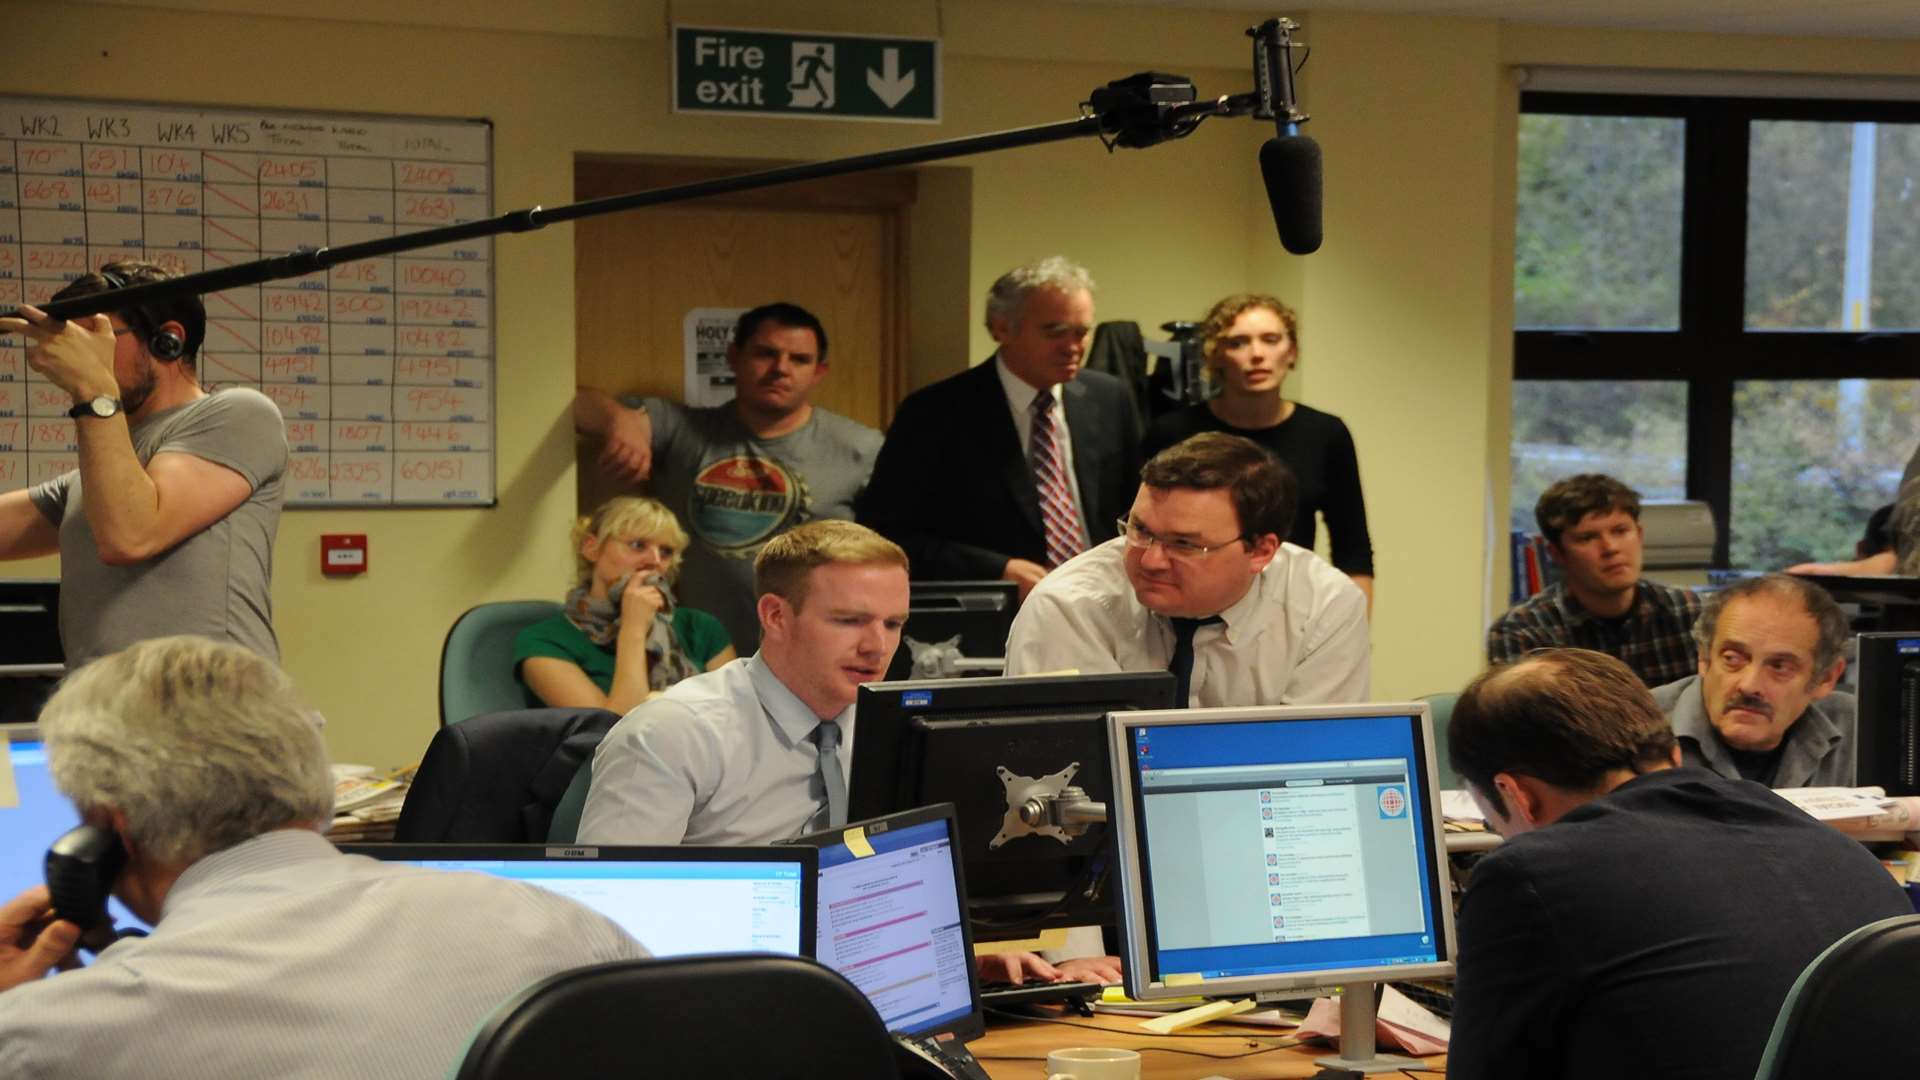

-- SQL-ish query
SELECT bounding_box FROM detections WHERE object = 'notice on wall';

[0,96,495,506]
[684,307,744,407]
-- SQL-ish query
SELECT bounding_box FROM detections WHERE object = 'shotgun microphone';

[1250,17,1323,255]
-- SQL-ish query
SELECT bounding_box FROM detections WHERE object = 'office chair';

[393,707,617,843]
[545,759,592,843]
[439,600,562,726]
[1752,914,1920,1080]
[453,953,902,1080]
[1417,692,1462,789]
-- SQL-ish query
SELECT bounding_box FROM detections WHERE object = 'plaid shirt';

[1487,581,1702,687]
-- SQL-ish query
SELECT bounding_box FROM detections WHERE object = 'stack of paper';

[1777,786,1920,842]
[325,764,411,843]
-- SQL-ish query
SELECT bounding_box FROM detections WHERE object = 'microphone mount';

[6,20,1312,323]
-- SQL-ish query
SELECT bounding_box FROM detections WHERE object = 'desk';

[970,1012,1445,1079]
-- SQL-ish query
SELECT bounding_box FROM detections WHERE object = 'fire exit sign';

[673,26,941,123]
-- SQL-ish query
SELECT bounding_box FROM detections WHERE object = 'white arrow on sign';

[866,48,917,109]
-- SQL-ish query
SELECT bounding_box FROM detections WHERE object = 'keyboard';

[978,979,1105,1007]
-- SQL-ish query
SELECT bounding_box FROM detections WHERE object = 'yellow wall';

[9,1,1920,764]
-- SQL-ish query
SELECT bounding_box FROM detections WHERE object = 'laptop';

[341,843,816,959]
[791,803,1058,1080]
[0,726,151,936]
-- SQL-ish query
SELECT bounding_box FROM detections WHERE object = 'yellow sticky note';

[1138,997,1255,1034]
[0,742,16,810]
[842,827,875,858]
[1164,972,1205,986]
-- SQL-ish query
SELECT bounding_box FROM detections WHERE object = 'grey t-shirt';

[632,396,882,650]
[30,388,289,666]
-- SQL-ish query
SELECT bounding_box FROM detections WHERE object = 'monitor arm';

[991,765,1108,848]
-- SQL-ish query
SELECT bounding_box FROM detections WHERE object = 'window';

[1514,93,1920,568]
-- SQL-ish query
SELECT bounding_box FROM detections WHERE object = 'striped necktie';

[1029,391,1086,568]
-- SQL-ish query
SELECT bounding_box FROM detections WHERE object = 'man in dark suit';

[1445,648,1910,1080]
[858,257,1141,598]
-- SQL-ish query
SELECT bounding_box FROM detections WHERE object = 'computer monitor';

[789,803,985,1044]
[0,727,151,935]
[1853,632,1920,795]
[850,672,1176,935]
[1107,703,1456,1073]
[885,580,1019,682]
[343,843,816,958]
[0,579,63,726]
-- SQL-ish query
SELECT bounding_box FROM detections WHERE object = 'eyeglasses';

[1116,518,1246,560]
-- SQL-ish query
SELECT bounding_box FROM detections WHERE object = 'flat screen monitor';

[1107,703,1455,1033]
[790,802,985,1043]
[851,672,1176,934]
[0,727,150,935]
[1853,632,1920,795]
[0,579,62,726]
[885,580,1020,682]
[342,843,816,959]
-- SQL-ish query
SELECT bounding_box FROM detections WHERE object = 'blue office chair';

[1753,914,1920,1080]
[1417,692,1462,789]
[452,954,902,1079]
[439,600,562,727]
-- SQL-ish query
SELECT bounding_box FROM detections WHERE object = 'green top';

[512,608,732,696]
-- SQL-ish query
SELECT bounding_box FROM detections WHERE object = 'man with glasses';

[858,257,1140,599]
[1005,432,1369,705]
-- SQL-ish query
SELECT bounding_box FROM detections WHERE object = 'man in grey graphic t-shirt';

[574,302,881,649]
[0,261,287,666]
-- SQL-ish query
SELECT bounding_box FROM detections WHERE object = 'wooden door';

[573,158,912,513]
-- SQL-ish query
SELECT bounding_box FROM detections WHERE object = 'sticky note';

[1138,997,1255,1034]
[0,743,16,810]
[842,827,875,858]
[1165,972,1205,987]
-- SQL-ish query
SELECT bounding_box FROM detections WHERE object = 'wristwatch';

[67,395,122,420]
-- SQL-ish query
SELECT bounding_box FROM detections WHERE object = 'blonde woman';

[514,497,736,714]
[1144,293,1374,604]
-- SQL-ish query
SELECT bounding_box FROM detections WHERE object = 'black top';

[1143,402,1374,575]
[1448,767,1912,1080]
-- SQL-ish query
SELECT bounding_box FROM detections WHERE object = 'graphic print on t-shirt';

[689,454,813,556]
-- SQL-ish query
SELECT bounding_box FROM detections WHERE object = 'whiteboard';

[0,97,494,506]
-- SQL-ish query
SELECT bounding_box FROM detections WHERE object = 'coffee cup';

[1045,1045,1141,1080]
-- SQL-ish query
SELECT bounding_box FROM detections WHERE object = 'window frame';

[1516,91,1920,567]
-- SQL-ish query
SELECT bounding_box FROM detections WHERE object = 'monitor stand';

[1313,980,1423,1074]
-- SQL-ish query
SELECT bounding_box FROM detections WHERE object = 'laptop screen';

[805,808,982,1040]
[345,844,816,959]
[0,735,151,934]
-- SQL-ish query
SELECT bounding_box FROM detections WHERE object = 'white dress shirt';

[994,354,1093,550]
[1004,538,1370,705]
[0,829,645,1080]
[578,654,853,845]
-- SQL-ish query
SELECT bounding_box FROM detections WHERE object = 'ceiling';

[1059,0,1920,41]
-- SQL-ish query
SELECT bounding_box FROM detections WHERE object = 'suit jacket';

[858,358,1142,580]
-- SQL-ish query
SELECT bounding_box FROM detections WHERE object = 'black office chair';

[1752,913,1920,1080]
[453,953,903,1080]
[393,707,618,842]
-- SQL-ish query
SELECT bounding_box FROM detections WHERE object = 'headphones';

[98,268,186,361]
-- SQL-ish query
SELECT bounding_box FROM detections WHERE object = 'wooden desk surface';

[970,1011,1445,1079]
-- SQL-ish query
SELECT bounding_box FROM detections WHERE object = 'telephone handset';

[45,823,132,952]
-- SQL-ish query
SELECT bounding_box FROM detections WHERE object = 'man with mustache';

[1489,474,1701,687]
[1651,573,1856,788]
[573,303,882,651]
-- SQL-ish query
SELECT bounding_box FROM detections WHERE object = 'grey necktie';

[811,719,848,832]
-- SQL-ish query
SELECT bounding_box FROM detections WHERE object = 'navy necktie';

[1167,616,1223,707]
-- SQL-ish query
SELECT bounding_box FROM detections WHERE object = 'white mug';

[1045,1046,1142,1080]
